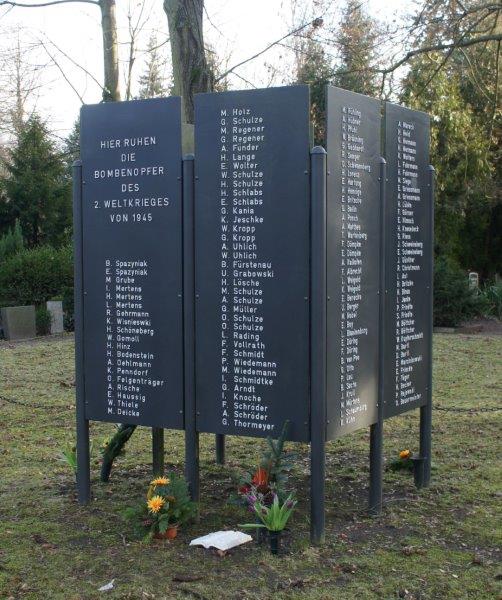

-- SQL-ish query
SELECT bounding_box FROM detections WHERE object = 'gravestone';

[326,86,382,439]
[194,86,311,441]
[468,272,479,289]
[47,300,64,334]
[383,102,432,418]
[79,97,184,428]
[1,305,36,340]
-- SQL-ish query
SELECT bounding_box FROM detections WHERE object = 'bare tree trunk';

[100,0,121,102]
[102,0,210,482]
[12,39,25,138]
[163,0,212,122]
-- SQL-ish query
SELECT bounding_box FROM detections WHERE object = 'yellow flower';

[147,495,165,514]
[399,449,411,460]
[151,477,170,486]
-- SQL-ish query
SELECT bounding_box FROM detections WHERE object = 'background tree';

[0,29,41,141]
[63,119,80,176]
[401,0,501,278]
[332,0,379,97]
[295,28,332,144]
[137,34,169,99]
[163,0,213,122]
[0,219,24,263]
[0,0,121,102]
[0,114,71,247]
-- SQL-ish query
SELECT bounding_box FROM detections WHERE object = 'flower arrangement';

[125,473,197,541]
[241,493,296,532]
[239,493,297,554]
[388,448,414,471]
[234,421,294,508]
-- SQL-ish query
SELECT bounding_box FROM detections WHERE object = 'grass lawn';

[0,333,501,599]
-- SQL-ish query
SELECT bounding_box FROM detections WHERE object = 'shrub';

[433,256,482,327]
[0,220,24,263]
[479,281,502,320]
[62,285,75,331]
[0,244,73,307]
[36,305,52,335]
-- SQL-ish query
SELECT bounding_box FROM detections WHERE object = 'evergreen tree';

[138,35,168,99]
[295,36,333,145]
[333,0,379,97]
[63,119,80,178]
[0,115,71,247]
[402,55,496,276]
[0,219,24,263]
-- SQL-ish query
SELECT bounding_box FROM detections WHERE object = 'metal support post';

[419,165,435,488]
[369,158,387,514]
[73,160,91,505]
[152,428,164,475]
[215,434,225,465]
[183,154,200,500]
[310,146,327,545]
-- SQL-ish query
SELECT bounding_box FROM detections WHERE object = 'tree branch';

[39,35,105,91]
[0,0,98,6]
[413,12,491,97]
[39,40,84,103]
[333,32,502,79]
[383,33,502,74]
[215,16,323,83]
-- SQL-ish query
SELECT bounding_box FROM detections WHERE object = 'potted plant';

[239,493,296,555]
[126,473,197,541]
[236,422,294,502]
[388,449,426,488]
[388,449,414,472]
[232,422,295,543]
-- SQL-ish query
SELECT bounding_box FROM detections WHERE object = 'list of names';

[338,104,372,427]
[394,119,425,409]
[218,106,277,435]
[326,86,380,438]
[195,86,311,441]
[104,258,164,419]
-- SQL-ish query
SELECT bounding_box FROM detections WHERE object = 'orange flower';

[399,449,411,460]
[252,467,269,486]
[151,477,170,486]
[147,495,165,514]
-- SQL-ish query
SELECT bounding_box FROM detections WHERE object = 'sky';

[0,0,408,140]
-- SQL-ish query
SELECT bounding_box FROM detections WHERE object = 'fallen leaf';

[32,534,56,550]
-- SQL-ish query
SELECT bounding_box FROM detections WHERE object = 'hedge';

[0,244,73,307]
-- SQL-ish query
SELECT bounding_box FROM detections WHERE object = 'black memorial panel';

[383,102,431,418]
[80,98,183,428]
[326,86,381,439]
[194,86,311,441]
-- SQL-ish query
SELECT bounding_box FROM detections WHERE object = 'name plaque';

[326,86,381,438]
[80,98,183,428]
[383,102,431,418]
[194,86,311,441]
